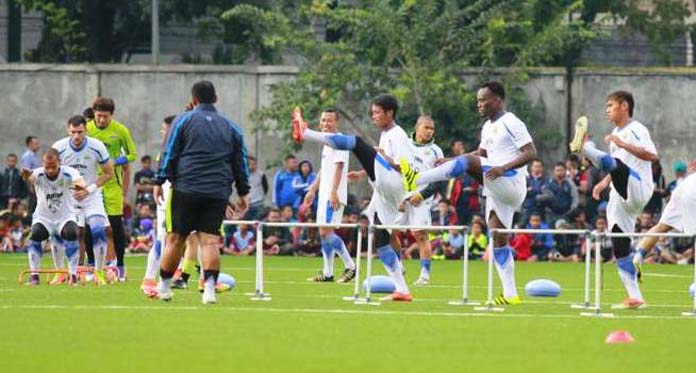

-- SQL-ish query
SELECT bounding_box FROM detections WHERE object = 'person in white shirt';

[569,90,659,310]
[403,116,444,285]
[52,115,114,285]
[293,94,414,302]
[401,81,538,305]
[21,149,85,285]
[303,109,356,283]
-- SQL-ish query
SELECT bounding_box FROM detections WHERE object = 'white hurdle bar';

[475,228,589,313]
[368,224,470,307]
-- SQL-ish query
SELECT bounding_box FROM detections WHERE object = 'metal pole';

[449,229,480,306]
[474,230,503,311]
[249,222,270,301]
[571,233,592,309]
[343,227,363,301]
[151,0,160,64]
[354,225,379,305]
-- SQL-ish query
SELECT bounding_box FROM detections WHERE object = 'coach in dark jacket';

[153,80,250,303]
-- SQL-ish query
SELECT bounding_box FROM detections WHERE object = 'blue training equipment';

[361,275,396,293]
[217,273,236,290]
[524,279,561,297]
[689,282,695,298]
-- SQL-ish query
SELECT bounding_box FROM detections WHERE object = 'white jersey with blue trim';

[52,136,110,204]
[32,166,81,222]
[379,123,414,165]
[609,120,657,184]
[479,112,533,175]
[410,139,444,195]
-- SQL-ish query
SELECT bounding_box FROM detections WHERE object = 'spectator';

[0,211,11,253]
[550,219,581,262]
[544,162,579,225]
[295,212,320,256]
[448,173,480,226]
[637,211,655,232]
[587,216,614,262]
[466,221,487,259]
[442,229,468,259]
[565,154,582,187]
[582,157,608,223]
[0,154,28,210]
[522,159,548,224]
[225,224,255,256]
[128,218,154,254]
[336,210,359,253]
[273,155,299,209]
[8,215,27,253]
[263,208,293,255]
[511,233,532,261]
[667,160,687,194]
[21,136,41,171]
[526,213,554,261]
[432,199,458,226]
[292,160,316,211]
[134,155,155,205]
[245,156,269,221]
[645,161,667,215]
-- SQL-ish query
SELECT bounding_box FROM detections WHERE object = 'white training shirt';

[609,120,657,184]
[318,138,350,206]
[32,165,82,221]
[411,138,444,194]
[479,112,533,175]
[379,123,414,165]
[52,136,110,204]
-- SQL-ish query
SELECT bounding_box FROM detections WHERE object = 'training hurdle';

[475,228,589,312]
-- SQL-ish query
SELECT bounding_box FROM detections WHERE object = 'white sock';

[204,276,216,293]
[93,242,106,271]
[66,246,79,276]
[334,239,355,270]
[582,142,608,169]
[51,242,65,269]
[384,261,410,294]
[303,128,334,147]
[619,270,643,300]
[419,267,430,280]
[28,241,43,273]
[158,277,172,293]
[321,241,335,277]
[144,243,160,280]
[493,247,518,298]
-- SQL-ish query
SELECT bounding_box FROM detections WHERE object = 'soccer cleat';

[493,295,522,305]
[399,158,419,192]
[140,278,157,294]
[68,274,79,286]
[172,277,188,290]
[632,251,645,283]
[197,278,231,293]
[94,270,107,286]
[307,272,334,282]
[202,289,217,305]
[291,107,307,143]
[380,292,413,302]
[569,116,588,153]
[336,268,356,284]
[413,277,430,286]
[49,273,68,286]
[27,274,40,286]
[157,282,173,302]
[611,298,646,310]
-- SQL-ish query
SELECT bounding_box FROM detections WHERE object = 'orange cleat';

[140,278,157,294]
[380,291,413,302]
[49,273,68,286]
[611,298,646,310]
[291,107,307,143]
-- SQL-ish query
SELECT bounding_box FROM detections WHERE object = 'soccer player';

[569,91,658,309]
[21,149,85,285]
[53,115,115,285]
[302,108,356,283]
[400,82,537,305]
[293,94,413,301]
[87,97,137,281]
[141,115,175,294]
[633,172,696,278]
[404,115,444,286]
[154,81,250,304]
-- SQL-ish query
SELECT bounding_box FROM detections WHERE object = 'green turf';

[1,253,695,372]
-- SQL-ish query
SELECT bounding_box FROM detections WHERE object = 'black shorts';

[167,189,226,236]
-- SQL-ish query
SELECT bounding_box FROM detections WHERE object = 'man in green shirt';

[87,97,137,280]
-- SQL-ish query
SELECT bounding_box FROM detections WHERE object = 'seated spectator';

[8,215,27,253]
[663,235,696,265]
[295,213,320,256]
[432,199,458,226]
[128,218,154,254]
[354,214,370,257]
[585,216,614,262]
[543,162,579,226]
[263,209,293,255]
[134,155,156,206]
[0,210,12,253]
[637,211,655,232]
[224,224,255,256]
[132,203,155,235]
[667,160,687,194]
[550,219,581,262]
[511,233,532,261]
[526,213,554,261]
[335,211,359,253]
[400,230,419,259]
[442,229,466,259]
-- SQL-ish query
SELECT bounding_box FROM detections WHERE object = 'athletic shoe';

[307,272,334,282]
[94,270,107,286]
[632,250,645,283]
[68,274,79,286]
[27,274,40,286]
[611,298,646,310]
[49,273,68,286]
[292,107,307,143]
[569,116,588,153]
[140,278,157,294]
[400,158,419,192]
[413,277,429,286]
[172,277,188,290]
[202,289,217,304]
[380,292,413,302]
[336,268,356,284]
[494,295,522,305]
[196,278,231,293]
[84,272,94,282]
[158,282,173,302]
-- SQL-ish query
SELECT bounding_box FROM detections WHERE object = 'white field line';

[0,303,695,320]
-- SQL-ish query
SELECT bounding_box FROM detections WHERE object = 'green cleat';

[569,116,588,153]
[494,295,521,306]
[400,158,419,192]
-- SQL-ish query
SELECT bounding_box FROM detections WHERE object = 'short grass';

[1,253,695,373]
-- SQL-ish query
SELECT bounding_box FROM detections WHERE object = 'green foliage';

[24,2,87,62]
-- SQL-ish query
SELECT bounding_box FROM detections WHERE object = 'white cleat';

[157,282,173,302]
[569,116,588,153]
[202,289,217,304]
[413,277,430,286]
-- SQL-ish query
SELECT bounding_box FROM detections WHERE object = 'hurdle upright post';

[343,227,363,301]
[581,232,613,317]
[681,234,696,317]
[474,228,504,312]
[249,222,271,301]
[449,227,480,306]
[571,231,593,309]
[354,225,380,306]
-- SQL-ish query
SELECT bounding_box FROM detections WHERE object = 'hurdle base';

[448,299,481,306]
[353,298,381,306]
[342,295,360,301]
[247,291,272,301]
[680,310,696,317]
[570,302,593,309]
[579,310,615,318]
[473,304,505,312]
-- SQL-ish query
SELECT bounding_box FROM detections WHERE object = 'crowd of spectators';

[2,135,695,266]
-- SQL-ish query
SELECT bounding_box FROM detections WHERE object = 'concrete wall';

[0,64,695,189]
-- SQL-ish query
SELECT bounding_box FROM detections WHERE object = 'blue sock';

[616,255,636,277]
[600,155,617,172]
[327,134,356,150]
[28,240,42,256]
[494,246,513,267]
[448,156,469,178]
[420,259,431,273]
[377,244,399,272]
[64,240,79,258]
[154,240,162,259]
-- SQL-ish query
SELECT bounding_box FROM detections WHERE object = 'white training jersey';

[32,166,82,221]
[609,120,657,184]
[52,136,110,204]
[411,139,444,195]
[318,138,349,206]
[479,112,533,175]
[379,123,414,165]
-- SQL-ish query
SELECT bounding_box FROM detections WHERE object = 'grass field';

[1,253,695,372]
